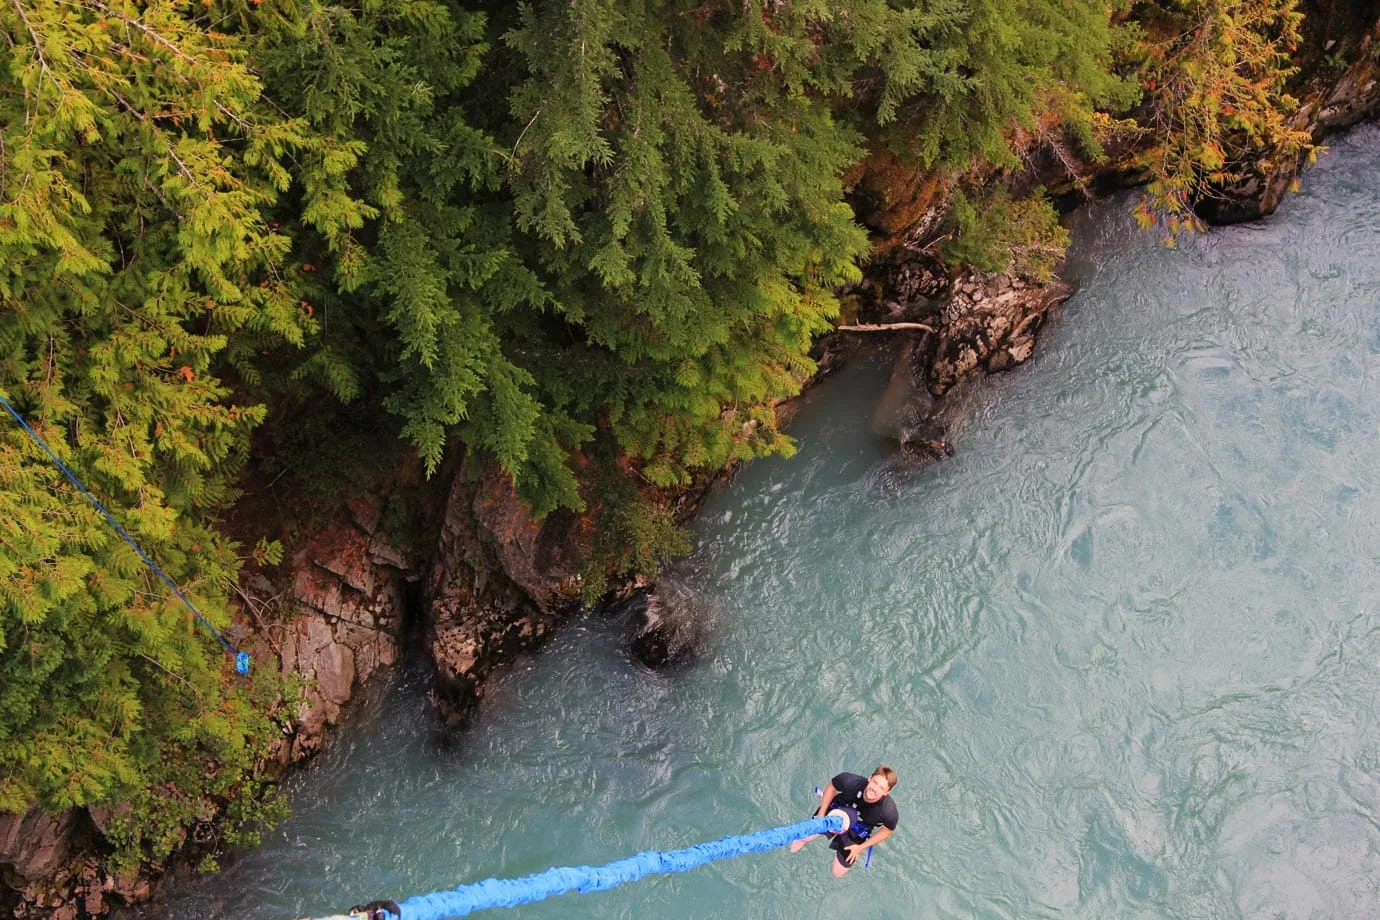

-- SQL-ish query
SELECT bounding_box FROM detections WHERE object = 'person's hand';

[844,843,866,865]
[789,839,807,853]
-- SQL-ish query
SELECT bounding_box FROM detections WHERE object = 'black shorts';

[829,832,865,866]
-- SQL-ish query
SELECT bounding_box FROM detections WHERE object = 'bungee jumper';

[789,766,899,876]
[347,901,402,920]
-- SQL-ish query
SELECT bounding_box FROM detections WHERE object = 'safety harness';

[828,804,871,842]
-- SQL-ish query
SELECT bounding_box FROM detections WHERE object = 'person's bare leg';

[831,856,852,878]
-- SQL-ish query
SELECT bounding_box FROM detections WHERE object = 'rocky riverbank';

[832,8,1380,469]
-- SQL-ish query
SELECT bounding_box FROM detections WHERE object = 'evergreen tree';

[0,0,319,862]
[493,0,869,490]
[865,0,1133,169]
[251,0,873,506]
[243,0,587,513]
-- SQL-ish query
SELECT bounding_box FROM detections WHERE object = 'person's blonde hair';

[872,765,898,790]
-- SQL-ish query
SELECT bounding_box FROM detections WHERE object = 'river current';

[150,125,1380,920]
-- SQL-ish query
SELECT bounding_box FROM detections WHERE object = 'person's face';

[863,773,892,803]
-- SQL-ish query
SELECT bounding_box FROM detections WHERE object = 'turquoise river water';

[148,125,1380,920]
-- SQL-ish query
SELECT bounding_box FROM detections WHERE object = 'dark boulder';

[621,587,703,670]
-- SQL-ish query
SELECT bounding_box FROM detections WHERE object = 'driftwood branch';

[836,322,936,334]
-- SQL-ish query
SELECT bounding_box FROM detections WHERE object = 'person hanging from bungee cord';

[790,766,898,877]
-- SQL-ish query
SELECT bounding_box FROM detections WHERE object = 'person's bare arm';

[843,826,892,864]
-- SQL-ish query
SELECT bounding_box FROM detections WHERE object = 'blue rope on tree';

[0,393,249,674]
[314,814,844,920]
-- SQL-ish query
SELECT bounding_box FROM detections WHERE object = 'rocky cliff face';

[0,809,100,920]
[929,272,1074,396]
[267,496,418,766]
[0,814,149,920]
[0,811,80,886]
[424,467,580,726]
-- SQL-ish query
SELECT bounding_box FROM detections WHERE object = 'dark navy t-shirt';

[829,772,899,835]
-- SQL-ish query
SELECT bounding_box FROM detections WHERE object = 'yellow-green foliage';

[0,0,326,864]
[1130,0,1315,232]
[577,443,692,606]
[941,187,1071,280]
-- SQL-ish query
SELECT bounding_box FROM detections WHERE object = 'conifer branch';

[86,0,207,70]
[109,90,206,195]
[214,100,251,132]
[9,0,55,89]
[227,578,282,656]
[137,652,202,704]
[44,334,55,392]
[505,109,541,168]
[1033,127,1090,198]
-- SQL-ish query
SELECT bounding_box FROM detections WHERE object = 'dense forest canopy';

[0,0,1324,869]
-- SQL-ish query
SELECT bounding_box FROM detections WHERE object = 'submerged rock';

[622,585,704,669]
[872,339,952,460]
[871,336,981,471]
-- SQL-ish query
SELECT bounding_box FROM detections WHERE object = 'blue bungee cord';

[0,392,250,674]
[307,814,846,920]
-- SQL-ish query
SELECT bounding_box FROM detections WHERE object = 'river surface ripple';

[149,125,1380,920]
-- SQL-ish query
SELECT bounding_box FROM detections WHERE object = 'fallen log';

[836,322,937,334]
